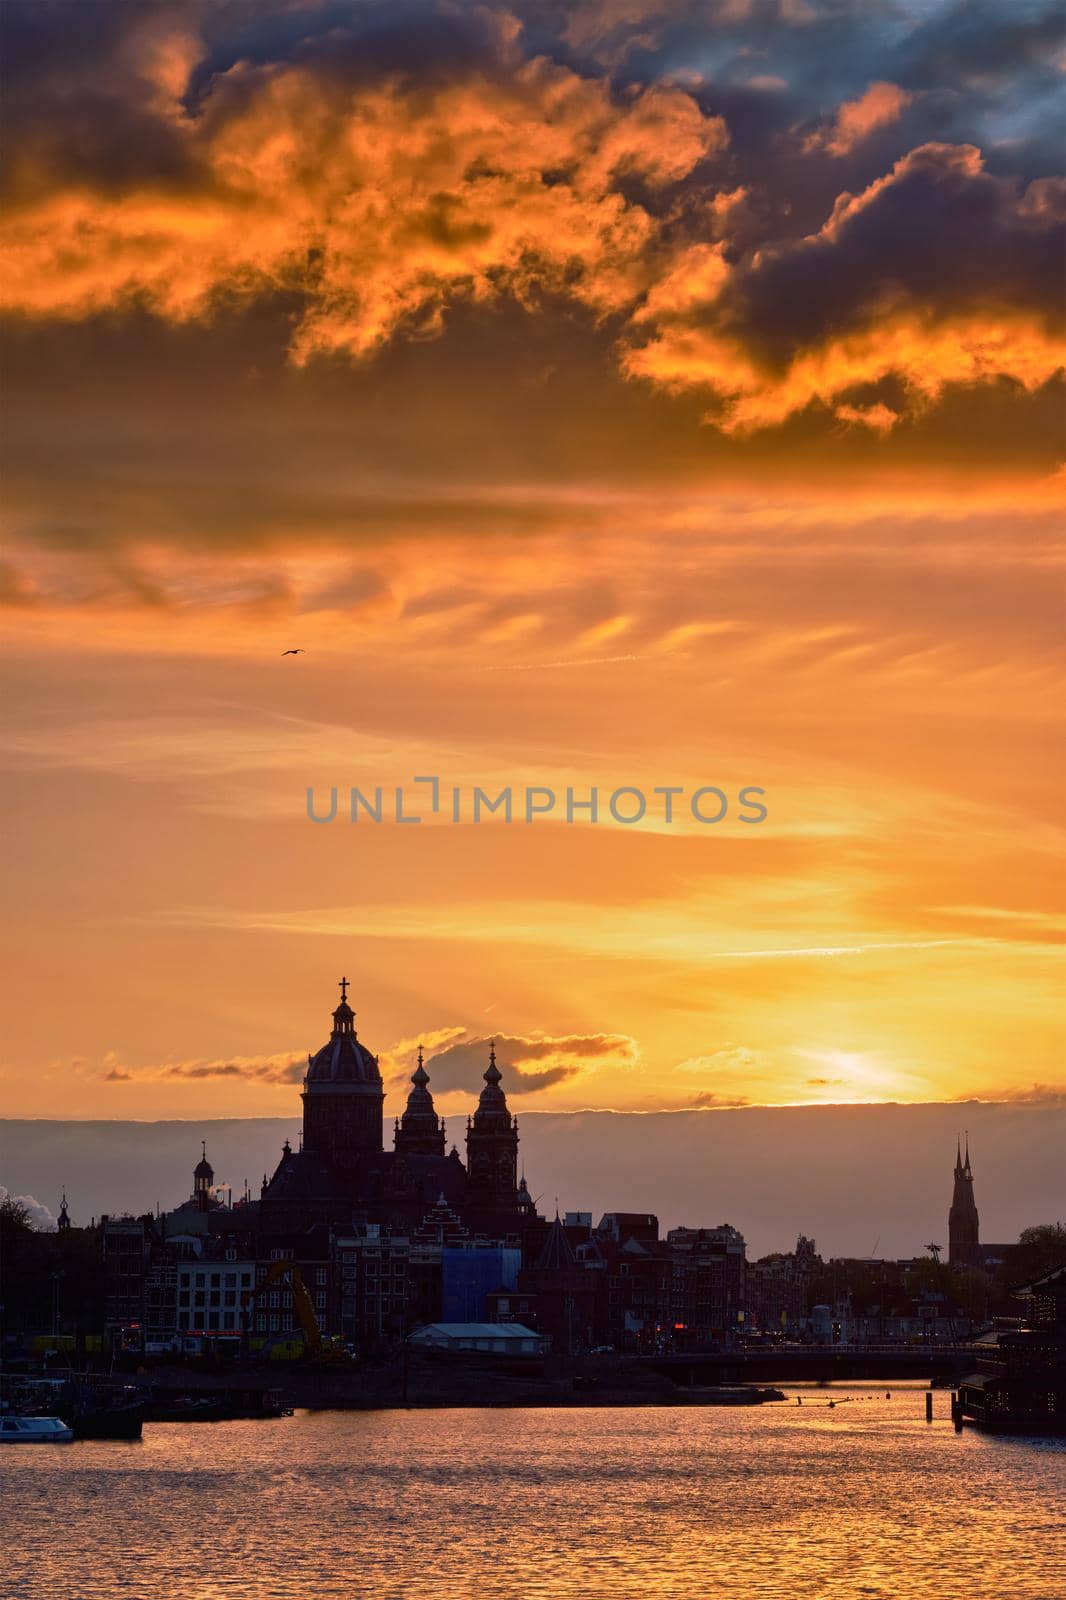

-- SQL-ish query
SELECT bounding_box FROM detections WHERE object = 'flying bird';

[281,649,305,656]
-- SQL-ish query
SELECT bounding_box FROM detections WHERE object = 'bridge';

[640,1345,991,1384]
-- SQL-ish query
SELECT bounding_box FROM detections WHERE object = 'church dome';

[305,979,382,1089]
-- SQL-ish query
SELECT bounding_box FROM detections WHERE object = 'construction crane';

[241,1260,322,1357]
[926,1243,942,1264]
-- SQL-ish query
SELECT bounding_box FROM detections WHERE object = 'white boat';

[0,1415,74,1442]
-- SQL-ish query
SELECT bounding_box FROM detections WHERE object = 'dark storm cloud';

[722,143,1066,363]
[0,1,201,198]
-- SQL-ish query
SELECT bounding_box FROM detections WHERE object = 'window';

[316,1268,327,1286]
[224,1291,236,1308]
[283,1314,293,1332]
[179,1291,190,1308]
[316,1292,326,1310]
[256,1314,266,1332]
[240,1273,252,1288]
[210,1273,220,1289]
[269,1314,279,1332]
[268,1291,280,1309]
[195,1273,205,1288]
[224,1274,236,1288]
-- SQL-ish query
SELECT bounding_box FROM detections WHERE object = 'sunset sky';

[1,0,1063,1127]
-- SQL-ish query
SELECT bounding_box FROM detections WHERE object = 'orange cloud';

[627,311,1066,433]
[0,45,726,360]
[624,144,1066,431]
[2,8,1060,449]
[105,1051,306,1084]
[807,81,912,157]
[834,401,899,433]
[423,1031,642,1094]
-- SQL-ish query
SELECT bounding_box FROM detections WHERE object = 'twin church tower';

[261,979,532,1238]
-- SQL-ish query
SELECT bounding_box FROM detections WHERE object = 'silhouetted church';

[948,1138,980,1266]
[948,1138,1010,1272]
[259,980,538,1242]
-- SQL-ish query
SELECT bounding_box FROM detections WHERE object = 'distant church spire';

[194,1141,214,1212]
[949,1135,980,1267]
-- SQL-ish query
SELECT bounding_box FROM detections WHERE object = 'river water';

[4,1386,1064,1599]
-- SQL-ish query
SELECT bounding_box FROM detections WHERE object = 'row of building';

[47,983,999,1357]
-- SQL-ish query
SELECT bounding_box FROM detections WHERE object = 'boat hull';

[69,1406,144,1441]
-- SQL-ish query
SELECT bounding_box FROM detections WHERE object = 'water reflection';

[4,1387,1063,1598]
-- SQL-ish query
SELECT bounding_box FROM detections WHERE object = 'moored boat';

[0,1415,74,1442]
[955,1265,1065,1436]
[142,1385,292,1423]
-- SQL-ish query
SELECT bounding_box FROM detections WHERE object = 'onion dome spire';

[473,1039,514,1128]
[395,1044,446,1156]
[466,1037,520,1209]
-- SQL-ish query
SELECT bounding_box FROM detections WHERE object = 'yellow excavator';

[241,1260,322,1358]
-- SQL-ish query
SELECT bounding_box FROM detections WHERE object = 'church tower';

[394,1047,447,1157]
[302,977,384,1170]
[465,1042,519,1213]
[194,1142,214,1212]
[948,1137,980,1267]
